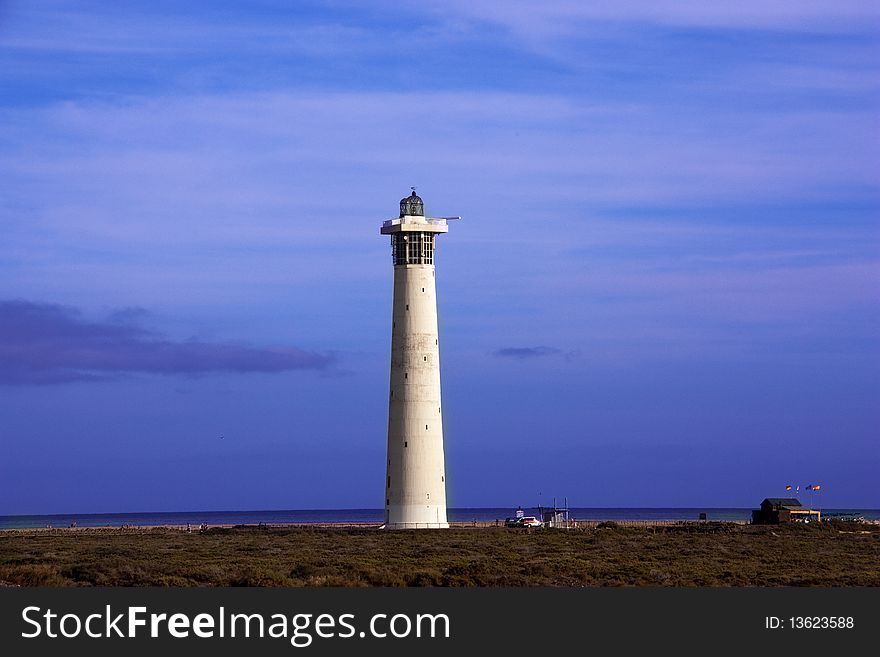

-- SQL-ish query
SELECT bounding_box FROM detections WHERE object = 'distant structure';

[752,498,821,524]
[380,190,459,528]
[541,498,572,528]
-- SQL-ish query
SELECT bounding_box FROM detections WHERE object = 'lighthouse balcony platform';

[381,216,450,235]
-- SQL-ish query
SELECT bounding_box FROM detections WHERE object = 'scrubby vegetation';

[1,522,877,587]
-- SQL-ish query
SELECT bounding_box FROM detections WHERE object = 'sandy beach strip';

[0,519,767,533]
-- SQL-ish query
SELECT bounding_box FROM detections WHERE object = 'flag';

[813,485,821,491]
[796,486,799,492]
[806,485,813,491]
[785,485,792,491]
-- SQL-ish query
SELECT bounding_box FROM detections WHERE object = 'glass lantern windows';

[391,232,434,265]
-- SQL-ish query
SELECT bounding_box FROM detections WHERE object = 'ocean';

[2,507,878,529]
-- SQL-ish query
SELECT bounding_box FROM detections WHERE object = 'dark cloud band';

[492,346,561,360]
[0,299,334,385]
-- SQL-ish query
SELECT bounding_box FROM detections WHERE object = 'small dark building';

[752,498,821,524]
[541,507,571,529]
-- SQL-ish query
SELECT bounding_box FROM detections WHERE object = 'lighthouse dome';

[399,190,424,217]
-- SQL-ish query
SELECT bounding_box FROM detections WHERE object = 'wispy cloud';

[0,299,334,385]
[428,1,880,37]
[2,90,874,247]
[0,4,381,56]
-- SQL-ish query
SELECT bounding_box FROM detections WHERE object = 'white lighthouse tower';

[380,190,457,529]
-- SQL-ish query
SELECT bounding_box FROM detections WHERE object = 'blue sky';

[1,1,877,513]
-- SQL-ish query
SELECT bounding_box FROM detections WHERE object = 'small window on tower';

[422,288,425,292]
[426,424,428,430]
[441,476,445,482]
[406,304,409,310]
[387,476,391,488]
[405,373,408,379]
[404,441,408,447]
[386,499,389,506]
[424,356,427,361]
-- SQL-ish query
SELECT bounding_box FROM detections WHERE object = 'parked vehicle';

[504,516,543,528]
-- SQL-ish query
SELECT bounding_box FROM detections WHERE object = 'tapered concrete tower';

[380,190,456,529]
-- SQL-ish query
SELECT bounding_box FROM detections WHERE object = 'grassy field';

[1,522,878,587]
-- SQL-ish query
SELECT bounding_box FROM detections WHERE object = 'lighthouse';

[380,190,457,529]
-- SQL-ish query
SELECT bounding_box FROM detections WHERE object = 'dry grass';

[1,522,878,587]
